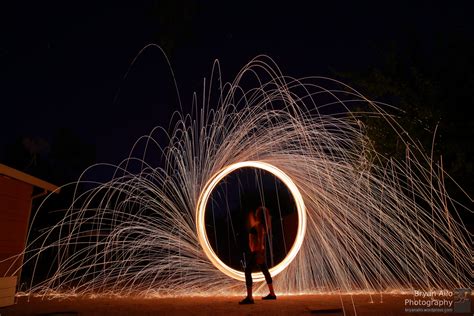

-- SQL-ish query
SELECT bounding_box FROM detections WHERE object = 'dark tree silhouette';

[339,34,473,228]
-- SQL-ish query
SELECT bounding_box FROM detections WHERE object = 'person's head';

[254,206,265,222]
[247,208,256,226]
[255,206,271,230]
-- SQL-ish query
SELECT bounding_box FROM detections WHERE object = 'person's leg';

[259,262,272,286]
[245,262,253,297]
[239,253,256,304]
[258,262,276,299]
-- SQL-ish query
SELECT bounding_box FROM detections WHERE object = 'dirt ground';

[1,294,472,316]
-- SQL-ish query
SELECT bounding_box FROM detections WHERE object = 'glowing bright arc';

[196,161,307,282]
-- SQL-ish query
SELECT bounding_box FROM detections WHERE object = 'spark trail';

[6,55,471,297]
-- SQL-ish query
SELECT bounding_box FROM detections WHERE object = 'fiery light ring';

[196,161,307,282]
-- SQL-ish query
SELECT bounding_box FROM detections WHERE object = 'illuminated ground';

[2,294,471,315]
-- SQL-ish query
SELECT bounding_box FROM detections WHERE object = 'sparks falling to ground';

[6,54,471,297]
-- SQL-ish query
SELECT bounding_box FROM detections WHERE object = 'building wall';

[0,175,33,278]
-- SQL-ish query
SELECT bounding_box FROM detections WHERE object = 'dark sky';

[1,1,472,180]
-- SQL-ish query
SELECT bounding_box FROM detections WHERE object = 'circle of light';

[196,161,307,282]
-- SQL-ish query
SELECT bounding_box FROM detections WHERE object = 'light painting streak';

[196,161,307,282]
[1,55,470,298]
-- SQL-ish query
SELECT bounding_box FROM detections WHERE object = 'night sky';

[1,2,472,185]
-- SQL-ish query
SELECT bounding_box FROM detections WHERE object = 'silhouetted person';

[239,206,276,304]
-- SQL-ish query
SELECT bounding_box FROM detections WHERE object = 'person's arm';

[258,226,265,251]
[249,232,259,252]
